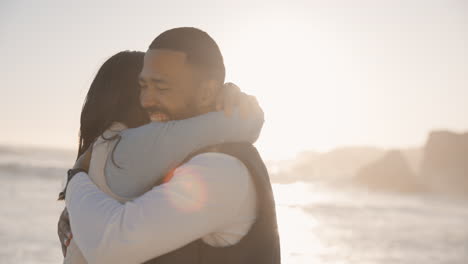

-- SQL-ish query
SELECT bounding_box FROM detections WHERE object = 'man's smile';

[148,110,170,122]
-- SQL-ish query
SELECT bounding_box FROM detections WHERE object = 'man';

[59,27,281,263]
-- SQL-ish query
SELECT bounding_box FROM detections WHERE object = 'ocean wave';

[0,162,67,179]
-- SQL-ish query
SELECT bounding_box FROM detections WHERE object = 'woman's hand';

[73,146,93,171]
[216,82,263,119]
[57,207,72,257]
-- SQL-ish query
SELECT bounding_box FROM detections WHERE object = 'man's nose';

[140,90,159,109]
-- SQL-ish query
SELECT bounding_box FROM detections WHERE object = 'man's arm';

[65,153,252,264]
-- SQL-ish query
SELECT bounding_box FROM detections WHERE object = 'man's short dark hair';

[149,27,225,84]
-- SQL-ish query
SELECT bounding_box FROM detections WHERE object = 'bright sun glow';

[222,19,371,160]
[1,1,467,162]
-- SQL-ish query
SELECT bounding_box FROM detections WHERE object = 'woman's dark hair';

[77,51,149,158]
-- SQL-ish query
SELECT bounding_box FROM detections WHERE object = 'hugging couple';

[57,27,281,264]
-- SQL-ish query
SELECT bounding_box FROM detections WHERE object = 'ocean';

[1,147,467,263]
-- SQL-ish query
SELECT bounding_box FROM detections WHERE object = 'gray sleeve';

[105,109,264,198]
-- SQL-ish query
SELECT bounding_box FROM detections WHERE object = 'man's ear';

[197,80,219,108]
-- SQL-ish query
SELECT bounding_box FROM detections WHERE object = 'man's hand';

[59,146,92,256]
[58,207,73,257]
[216,82,263,119]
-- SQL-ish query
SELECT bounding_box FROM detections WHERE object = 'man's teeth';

[150,112,169,121]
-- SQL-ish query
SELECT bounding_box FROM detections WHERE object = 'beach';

[1,147,467,263]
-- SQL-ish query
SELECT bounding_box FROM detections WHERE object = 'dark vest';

[143,142,281,264]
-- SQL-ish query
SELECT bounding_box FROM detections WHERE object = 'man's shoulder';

[165,152,254,213]
[175,152,252,191]
[187,152,249,175]
[182,142,260,166]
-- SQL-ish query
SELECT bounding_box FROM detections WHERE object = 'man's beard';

[145,99,200,122]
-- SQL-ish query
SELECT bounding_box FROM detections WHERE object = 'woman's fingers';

[221,82,241,116]
[239,92,250,119]
[215,91,225,111]
[239,94,262,119]
[249,95,262,116]
[73,145,92,171]
[217,82,262,119]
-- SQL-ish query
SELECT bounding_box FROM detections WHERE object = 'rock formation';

[420,131,468,197]
[355,150,424,192]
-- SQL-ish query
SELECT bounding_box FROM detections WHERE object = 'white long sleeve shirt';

[65,153,257,264]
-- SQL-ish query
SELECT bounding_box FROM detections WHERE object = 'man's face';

[138,49,201,122]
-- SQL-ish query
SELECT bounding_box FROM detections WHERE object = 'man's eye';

[157,86,169,91]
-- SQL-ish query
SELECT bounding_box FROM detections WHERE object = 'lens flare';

[163,167,207,213]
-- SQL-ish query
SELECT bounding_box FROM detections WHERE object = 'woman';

[59,50,263,263]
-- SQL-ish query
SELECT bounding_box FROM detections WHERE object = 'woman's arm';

[105,109,264,198]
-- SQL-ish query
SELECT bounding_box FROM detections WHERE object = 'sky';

[1,0,467,161]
